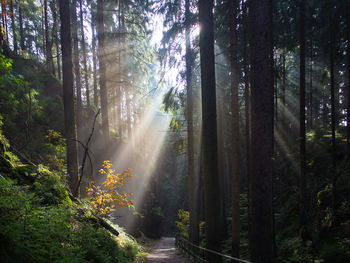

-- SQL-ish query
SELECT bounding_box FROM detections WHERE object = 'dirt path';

[147,237,191,263]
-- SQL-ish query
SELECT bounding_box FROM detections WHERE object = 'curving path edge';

[147,237,191,263]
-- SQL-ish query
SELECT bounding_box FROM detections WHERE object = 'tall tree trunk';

[118,0,125,138]
[269,1,276,255]
[58,0,79,196]
[299,0,307,239]
[347,4,350,157]
[3,3,8,37]
[126,86,132,139]
[309,39,313,130]
[10,0,17,53]
[281,51,286,132]
[249,0,274,262]
[52,0,61,80]
[329,6,337,212]
[44,0,54,74]
[229,0,240,258]
[111,88,116,129]
[41,4,45,58]
[185,0,199,246]
[242,0,251,247]
[117,86,122,138]
[282,52,286,107]
[198,0,224,262]
[274,57,278,126]
[79,0,90,107]
[1,3,5,36]
[19,4,25,52]
[217,84,227,239]
[97,0,109,141]
[91,12,98,107]
[72,0,83,136]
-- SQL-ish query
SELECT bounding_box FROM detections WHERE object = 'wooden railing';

[175,235,251,263]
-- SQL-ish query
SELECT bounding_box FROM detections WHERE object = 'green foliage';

[30,164,70,204]
[0,55,29,88]
[44,130,67,173]
[0,54,64,167]
[277,237,314,263]
[0,170,138,263]
[0,125,140,262]
[175,209,189,239]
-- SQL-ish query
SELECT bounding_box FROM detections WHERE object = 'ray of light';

[108,92,171,231]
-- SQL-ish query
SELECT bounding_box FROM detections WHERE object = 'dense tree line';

[159,0,350,262]
[1,0,350,262]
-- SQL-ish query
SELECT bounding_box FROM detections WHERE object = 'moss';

[0,164,139,263]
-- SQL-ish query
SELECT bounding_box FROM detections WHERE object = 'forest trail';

[147,237,191,263]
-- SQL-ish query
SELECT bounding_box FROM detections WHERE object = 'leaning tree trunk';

[198,0,225,262]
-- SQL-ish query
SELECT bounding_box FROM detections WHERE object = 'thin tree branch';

[75,109,101,195]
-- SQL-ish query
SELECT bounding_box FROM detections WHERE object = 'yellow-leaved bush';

[86,160,134,217]
[175,209,206,239]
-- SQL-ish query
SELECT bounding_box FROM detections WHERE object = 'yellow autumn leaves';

[86,160,134,217]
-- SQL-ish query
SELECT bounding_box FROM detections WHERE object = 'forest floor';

[146,237,191,263]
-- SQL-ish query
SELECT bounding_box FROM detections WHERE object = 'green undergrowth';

[0,53,64,167]
[0,124,142,263]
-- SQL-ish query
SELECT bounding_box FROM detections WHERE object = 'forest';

[0,0,350,262]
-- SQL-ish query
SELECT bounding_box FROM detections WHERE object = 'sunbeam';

[107,91,171,231]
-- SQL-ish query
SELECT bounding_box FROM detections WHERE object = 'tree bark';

[97,0,109,141]
[126,86,132,139]
[249,0,274,262]
[198,0,224,261]
[185,0,199,246]
[229,0,240,258]
[309,39,313,130]
[58,0,79,196]
[72,0,83,136]
[19,4,25,52]
[44,0,54,74]
[79,0,90,108]
[242,0,251,252]
[347,3,350,157]
[118,0,125,138]
[299,0,307,239]
[91,12,98,107]
[10,0,17,53]
[52,0,61,80]
[329,5,337,212]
